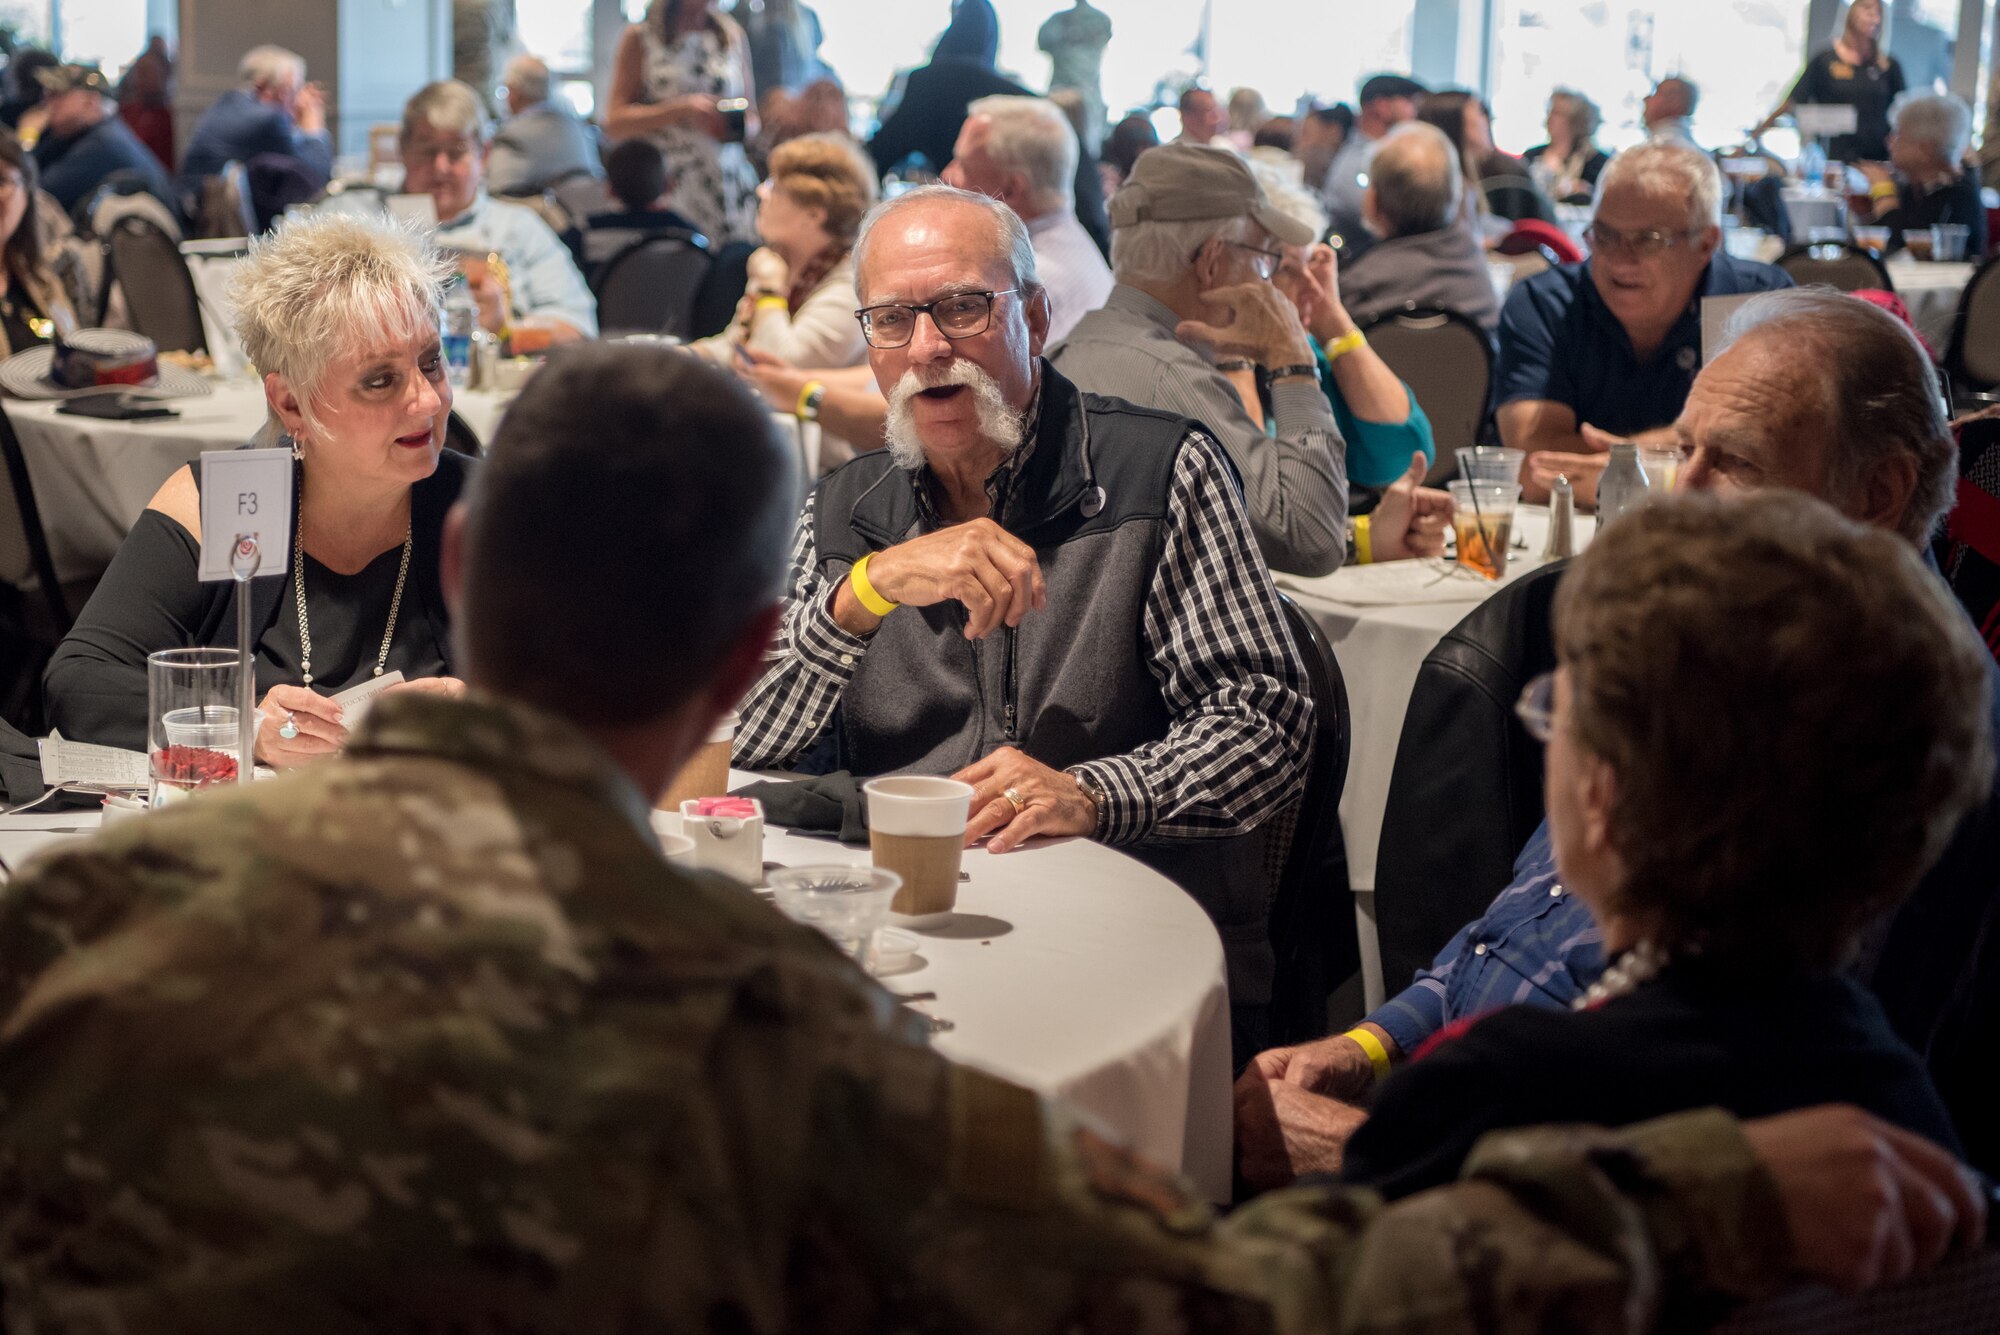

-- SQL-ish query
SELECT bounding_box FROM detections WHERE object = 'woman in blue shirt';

[1273,231,1434,491]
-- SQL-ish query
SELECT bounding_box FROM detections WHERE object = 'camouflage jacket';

[0,692,1794,1333]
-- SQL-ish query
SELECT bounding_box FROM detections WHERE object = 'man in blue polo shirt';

[1492,140,1790,505]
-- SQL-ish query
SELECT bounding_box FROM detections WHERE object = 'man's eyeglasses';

[1224,241,1284,280]
[855,289,1018,349]
[1584,222,1697,260]
[1516,671,1555,743]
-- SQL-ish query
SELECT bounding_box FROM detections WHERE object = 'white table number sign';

[197,448,293,583]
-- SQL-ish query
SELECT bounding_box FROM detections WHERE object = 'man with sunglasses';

[735,182,1313,1059]
[1493,140,1789,506]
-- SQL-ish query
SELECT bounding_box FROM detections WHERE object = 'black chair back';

[0,401,72,637]
[1267,594,1358,1044]
[104,215,208,353]
[1373,560,1568,996]
[1776,242,1895,294]
[444,411,481,458]
[1359,305,1495,485]
[1945,248,2000,393]
[592,230,712,339]
[1478,174,1557,225]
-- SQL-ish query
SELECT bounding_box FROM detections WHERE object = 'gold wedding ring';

[1002,786,1026,813]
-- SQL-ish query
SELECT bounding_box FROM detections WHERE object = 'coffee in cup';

[660,710,737,811]
[863,775,974,921]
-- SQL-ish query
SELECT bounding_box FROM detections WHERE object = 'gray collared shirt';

[1048,285,1349,576]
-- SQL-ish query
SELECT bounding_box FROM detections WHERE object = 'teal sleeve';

[1318,341,1436,489]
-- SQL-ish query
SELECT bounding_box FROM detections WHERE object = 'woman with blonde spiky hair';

[45,212,472,762]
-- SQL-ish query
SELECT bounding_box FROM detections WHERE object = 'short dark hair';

[457,344,799,725]
[1555,491,1993,972]
[1358,73,1426,106]
[1307,104,1355,134]
[5,48,58,103]
[1101,113,1159,179]
[605,138,672,211]
[1252,116,1294,151]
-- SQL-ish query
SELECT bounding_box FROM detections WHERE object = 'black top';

[1789,47,1907,161]
[869,59,1111,255]
[255,545,449,692]
[1341,957,1961,1201]
[43,450,471,752]
[1881,173,1988,260]
[0,281,48,353]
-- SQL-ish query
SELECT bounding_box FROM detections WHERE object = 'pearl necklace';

[1572,939,1676,1010]
[290,472,413,688]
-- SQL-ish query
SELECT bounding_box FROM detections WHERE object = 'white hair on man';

[964,94,1078,212]
[1595,140,1722,230]
[502,53,553,107]
[1109,211,1260,286]
[238,44,305,94]
[1368,120,1463,237]
[854,185,1040,470]
[1724,287,1955,542]
[401,79,494,147]
[229,212,451,442]
[1890,91,1973,166]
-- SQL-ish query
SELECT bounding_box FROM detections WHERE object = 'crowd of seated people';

[9,12,2000,1330]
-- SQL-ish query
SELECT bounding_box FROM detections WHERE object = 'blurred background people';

[486,54,605,197]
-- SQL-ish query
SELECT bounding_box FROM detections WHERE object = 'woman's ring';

[278,713,298,740]
[1002,786,1025,813]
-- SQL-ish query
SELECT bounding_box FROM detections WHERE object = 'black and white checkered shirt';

[735,426,1313,845]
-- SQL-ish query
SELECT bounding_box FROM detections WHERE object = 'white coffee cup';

[863,776,974,923]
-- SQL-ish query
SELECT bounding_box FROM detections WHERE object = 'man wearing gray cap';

[1051,143,1354,575]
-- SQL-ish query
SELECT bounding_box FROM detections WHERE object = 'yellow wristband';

[1868,180,1898,200]
[755,295,789,314]
[796,379,825,420]
[1324,327,1367,365]
[849,552,899,617]
[1353,513,1372,565]
[1343,1026,1392,1083]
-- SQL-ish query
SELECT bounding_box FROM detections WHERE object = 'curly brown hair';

[766,132,878,246]
[1554,491,1992,972]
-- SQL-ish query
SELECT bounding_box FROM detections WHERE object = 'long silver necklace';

[291,478,413,687]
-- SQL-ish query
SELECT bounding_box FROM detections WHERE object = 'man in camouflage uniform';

[0,345,1980,1332]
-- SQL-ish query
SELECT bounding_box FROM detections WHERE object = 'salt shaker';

[1543,474,1576,562]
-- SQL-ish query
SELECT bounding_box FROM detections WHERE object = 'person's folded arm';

[733,492,872,769]
[504,209,599,338]
[1070,432,1314,844]
[744,278,868,369]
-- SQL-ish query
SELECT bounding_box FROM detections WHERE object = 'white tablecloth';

[1276,506,1595,1010]
[1,792,1234,1202]
[1883,258,1974,351]
[7,382,513,584]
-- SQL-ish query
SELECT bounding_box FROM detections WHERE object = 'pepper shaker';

[1544,474,1576,562]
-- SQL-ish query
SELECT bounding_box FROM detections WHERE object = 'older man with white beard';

[735,184,1315,1056]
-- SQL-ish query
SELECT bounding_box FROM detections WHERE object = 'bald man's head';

[1365,120,1462,238]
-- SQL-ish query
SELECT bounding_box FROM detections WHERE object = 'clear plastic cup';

[768,865,902,960]
[1638,447,1680,494]
[1454,446,1525,489]
[146,648,245,803]
[1904,229,1936,261]
[1932,224,1971,263]
[1851,225,1891,255]
[1448,480,1520,581]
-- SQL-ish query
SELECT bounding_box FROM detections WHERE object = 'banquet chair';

[1372,560,1569,997]
[1266,594,1359,1044]
[1943,249,2000,400]
[189,161,257,240]
[103,215,208,355]
[0,403,74,730]
[1479,174,1557,225]
[1711,1247,2000,1334]
[592,230,712,340]
[1776,242,1895,295]
[1359,306,1495,486]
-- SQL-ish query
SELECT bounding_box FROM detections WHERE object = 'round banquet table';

[6,381,515,586]
[0,787,1234,1201]
[1881,256,1974,352]
[1274,505,1595,1012]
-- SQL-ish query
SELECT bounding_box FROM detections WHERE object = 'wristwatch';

[1067,766,1107,827]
